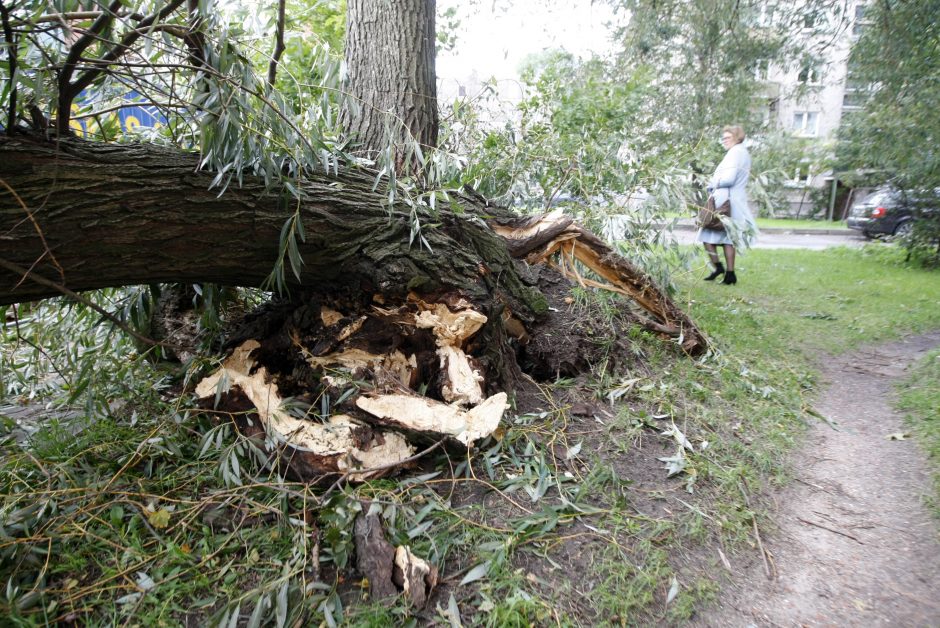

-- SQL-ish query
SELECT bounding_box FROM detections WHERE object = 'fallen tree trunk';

[2,134,709,479]
[0,133,547,393]
[0,134,706,355]
[0,135,538,318]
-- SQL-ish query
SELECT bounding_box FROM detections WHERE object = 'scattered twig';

[803,404,839,430]
[793,477,833,494]
[738,478,775,579]
[676,498,714,521]
[0,177,65,283]
[752,517,775,579]
[796,517,864,544]
[717,546,732,572]
[0,256,187,353]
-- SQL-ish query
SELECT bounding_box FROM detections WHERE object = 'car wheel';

[862,231,875,240]
[893,221,913,238]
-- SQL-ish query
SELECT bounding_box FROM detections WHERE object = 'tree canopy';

[835,0,940,190]
[609,0,846,147]
[835,0,940,257]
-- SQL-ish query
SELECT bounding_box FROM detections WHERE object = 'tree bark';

[0,135,536,315]
[340,0,438,160]
[0,135,708,363]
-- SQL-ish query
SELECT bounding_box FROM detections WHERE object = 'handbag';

[697,195,731,231]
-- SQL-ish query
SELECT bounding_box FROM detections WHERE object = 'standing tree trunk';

[340,0,438,162]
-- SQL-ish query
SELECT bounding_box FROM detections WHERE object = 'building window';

[845,75,873,91]
[853,4,869,35]
[791,165,813,186]
[763,97,779,125]
[842,91,867,108]
[792,111,819,136]
[798,63,822,85]
[753,59,769,81]
[803,10,817,29]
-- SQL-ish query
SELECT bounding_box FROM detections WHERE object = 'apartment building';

[760,1,871,217]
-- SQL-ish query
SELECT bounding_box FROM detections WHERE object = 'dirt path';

[697,332,940,627]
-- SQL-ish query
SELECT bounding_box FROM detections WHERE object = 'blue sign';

[70,90,168,136]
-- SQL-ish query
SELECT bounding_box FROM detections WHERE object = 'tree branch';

[68,0,188,100]
[183,0,208,69]
[0,256,187,353]
[56,0,123,134]
[0,1,17,135]
[13,11,146,26]
[266,0,287,89]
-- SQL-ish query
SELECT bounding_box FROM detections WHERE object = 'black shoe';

[704,263,725,281]
[722,270,737,285]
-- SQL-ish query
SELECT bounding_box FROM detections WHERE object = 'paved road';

[603,216,870,250]
[670,227,868,250]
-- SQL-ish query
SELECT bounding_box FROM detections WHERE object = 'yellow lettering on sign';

[69,103,86,136]
[124,115,141,131]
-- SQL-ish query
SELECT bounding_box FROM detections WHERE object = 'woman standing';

[699,125,757,285]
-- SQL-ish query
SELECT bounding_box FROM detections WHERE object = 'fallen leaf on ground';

[147,508,171,529]
[666,576,680,605]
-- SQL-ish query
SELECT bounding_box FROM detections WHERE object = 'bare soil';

[696,332,940,627]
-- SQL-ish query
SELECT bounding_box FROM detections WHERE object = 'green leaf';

[110,505,125,527]
[459,561,490,586]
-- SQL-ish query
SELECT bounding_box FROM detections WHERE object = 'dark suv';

[847,186,936,239]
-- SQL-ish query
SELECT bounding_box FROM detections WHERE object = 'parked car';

[846,186,937,239]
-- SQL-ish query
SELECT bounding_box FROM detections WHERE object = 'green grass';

[678,245,940,355]
[898,349,940,517]
[1,246,939,626]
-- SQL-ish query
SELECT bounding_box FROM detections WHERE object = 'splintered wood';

[195,298,507,481]
[491,209,708,356]
[194,210,704,481]
[356,392,508,446]
[195,340,415,480]
[354,509,439,606]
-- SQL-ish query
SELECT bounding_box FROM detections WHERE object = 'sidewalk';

[669,218,853,235]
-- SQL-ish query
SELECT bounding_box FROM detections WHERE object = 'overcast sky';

[437,1,619,82]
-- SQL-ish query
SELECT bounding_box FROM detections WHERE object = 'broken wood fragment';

[393,545,438,607]
[491,210,708,355]
[354,508,398,600]
[355,392,508,446]
[320,306,344,327]
[195,340,415,480]
[299,345,418,388]
[410,297,488,404]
